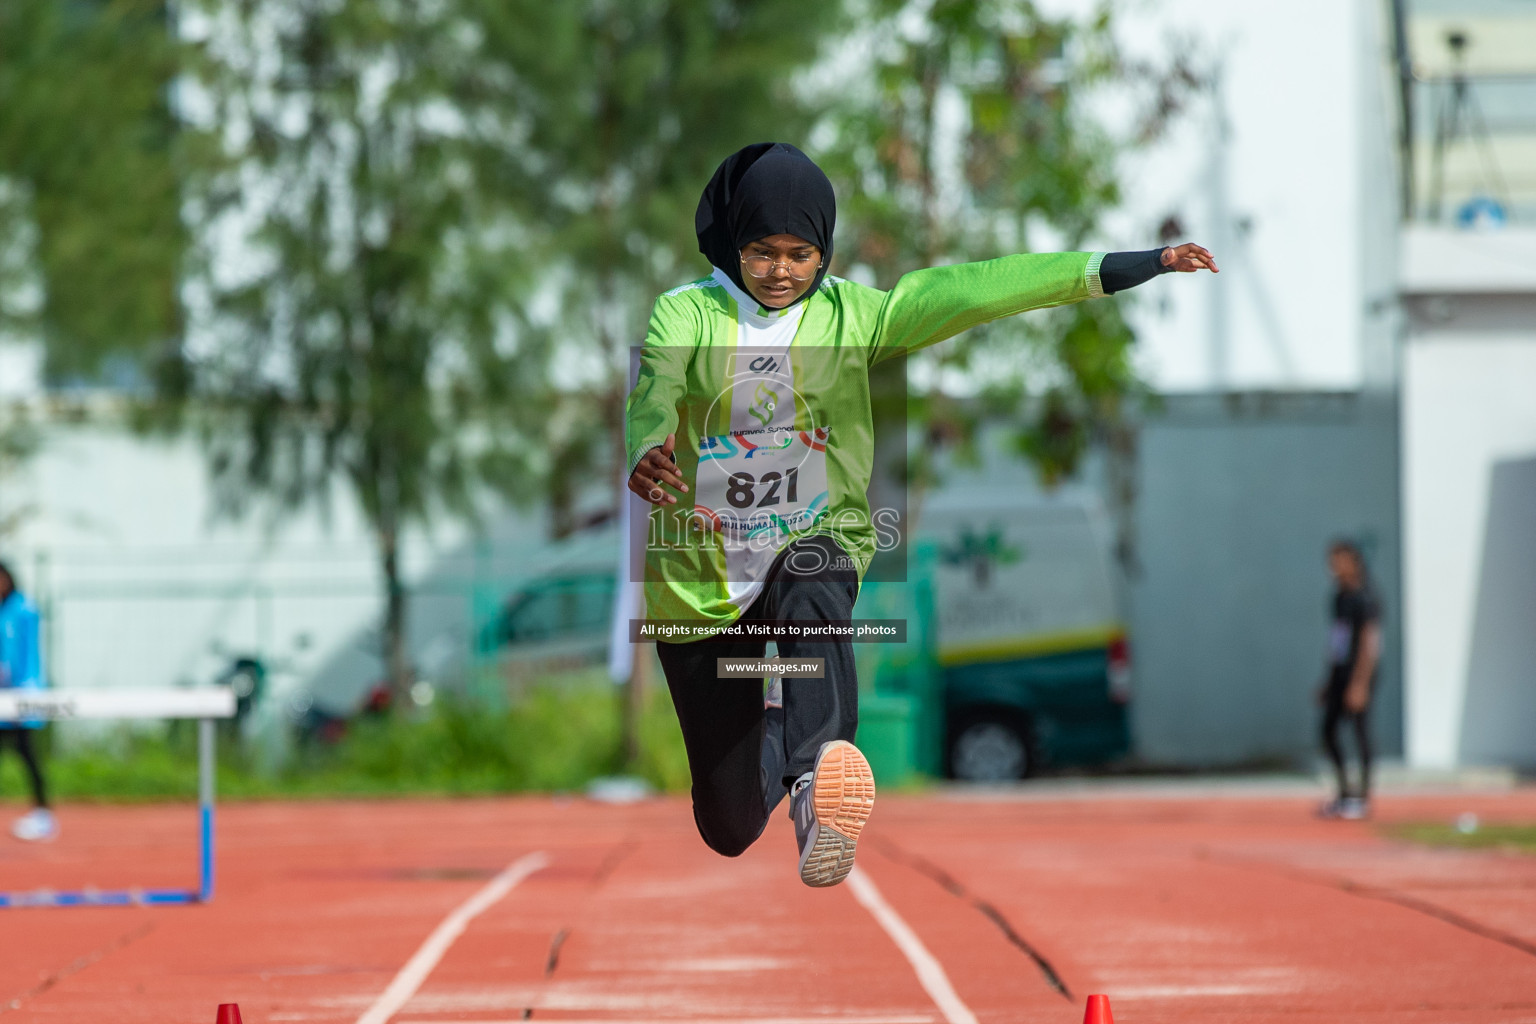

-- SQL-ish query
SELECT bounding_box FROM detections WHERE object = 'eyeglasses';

[740,251,823,281]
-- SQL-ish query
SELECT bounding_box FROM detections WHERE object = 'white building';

[1400,228,1536,769]
[1109,0,1536,770]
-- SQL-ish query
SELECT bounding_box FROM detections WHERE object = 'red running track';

[2,786,1536,1024]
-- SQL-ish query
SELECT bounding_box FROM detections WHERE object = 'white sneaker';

[790,740,875,887]
[1337,796,1370,821]
[11,808,58,842]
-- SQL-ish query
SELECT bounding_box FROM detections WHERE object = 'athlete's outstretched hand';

[1161,243,1219,274]
[628,433,689,506]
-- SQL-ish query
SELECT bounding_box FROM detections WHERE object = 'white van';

[917,498,1131,779]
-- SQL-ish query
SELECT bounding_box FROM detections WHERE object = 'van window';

[498,573,615,645]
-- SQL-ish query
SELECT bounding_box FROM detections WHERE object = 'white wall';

[1401,227,1536,769]
[1097,0,1390,393]
[6,421,375,701]
[0,417,549,717]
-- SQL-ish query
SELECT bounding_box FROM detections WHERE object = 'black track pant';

[1322,682,1371,800]
[656,535,859,858]
[0,727,49,808]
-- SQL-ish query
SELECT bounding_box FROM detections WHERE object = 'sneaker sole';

[799,741,875,888]
[11,830,58,843]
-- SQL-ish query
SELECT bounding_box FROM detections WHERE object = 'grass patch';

[1385,821,1536,855]
[2,674,691,802]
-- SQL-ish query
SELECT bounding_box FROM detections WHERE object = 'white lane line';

[846,867,980,1024]
[356,851,549,1024]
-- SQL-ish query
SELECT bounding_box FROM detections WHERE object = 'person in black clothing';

[1317,540,1381,819]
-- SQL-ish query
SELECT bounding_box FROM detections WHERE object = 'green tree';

[174,0,547,706]
[0,0,188,379]
[489,0,842,538]
[0,0,193,552]
[488,0,843,762]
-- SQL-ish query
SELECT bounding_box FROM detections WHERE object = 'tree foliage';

[818,0,1200,494]
[174,0,845,702]
[0,0,188,378]
[487,0,841,536]
[176,0,551,700]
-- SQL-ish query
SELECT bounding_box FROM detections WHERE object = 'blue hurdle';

[0,688,236,908]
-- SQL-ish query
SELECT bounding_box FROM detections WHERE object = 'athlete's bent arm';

[625,296,695,506]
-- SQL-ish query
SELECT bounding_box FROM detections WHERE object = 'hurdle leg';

[198,717,216,902]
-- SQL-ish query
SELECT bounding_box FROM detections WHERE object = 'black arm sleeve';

[1100,248,1173,295]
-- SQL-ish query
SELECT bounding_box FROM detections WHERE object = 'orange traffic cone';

[1083,994,1114,1024]
[215,1004,243,1024]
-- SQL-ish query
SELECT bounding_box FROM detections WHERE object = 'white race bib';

[695,426,830,540]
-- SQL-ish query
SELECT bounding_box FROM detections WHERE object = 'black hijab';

[695,142,836,308]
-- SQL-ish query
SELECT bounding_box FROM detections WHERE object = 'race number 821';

[695,426,829,536]
[726,468,799,509]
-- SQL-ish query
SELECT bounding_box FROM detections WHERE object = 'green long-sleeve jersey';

[625,250,1108,637]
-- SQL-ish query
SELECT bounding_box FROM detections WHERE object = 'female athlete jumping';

[626,142,1215,887]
